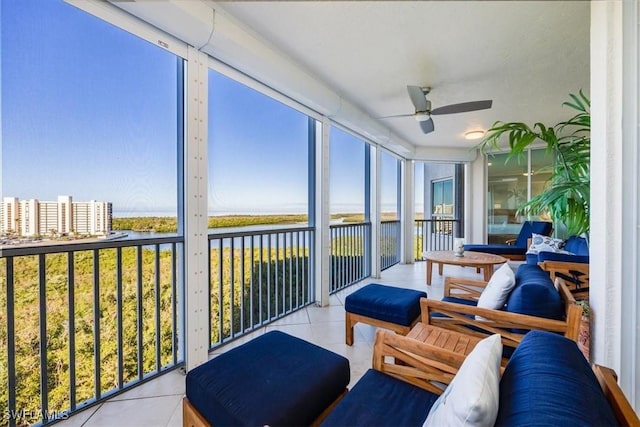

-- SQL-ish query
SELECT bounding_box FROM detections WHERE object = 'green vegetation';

[1,214,411,424]
[112,213,402,234]
[0,249,176,426]
[112,214,309,233]
[0,243,312,425]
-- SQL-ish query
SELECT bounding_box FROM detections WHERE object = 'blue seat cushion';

[538,251,590,264]
[431,296,478,320]
[345,284,427,326]
[496,331,618,426]
[442,296,478,307]
[186,331,350,426]
[463,243,526,255]
[321,369,437,426]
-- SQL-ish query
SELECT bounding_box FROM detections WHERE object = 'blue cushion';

[564,236,589,256]
[321,369,437,426]
[442,296,478,307]
[538,251,589,264]
[496,331,618,426]
[463,243,526,256]
[506,281,563,321]
[514,263,552,285]
[515,221,553,248]
[345,284,427,326]
[525,252,539,265]
[186,331,350,426]
[432,296,478,320]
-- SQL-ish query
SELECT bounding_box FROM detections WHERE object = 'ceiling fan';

[380,86,493,134]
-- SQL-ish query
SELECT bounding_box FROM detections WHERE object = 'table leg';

[484,265,494,282]
[438,263,444,276]
[426,260,433,285]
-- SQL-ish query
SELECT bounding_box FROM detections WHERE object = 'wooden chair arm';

[592,364,640,426]
[444,276,488,299]
[420,297,581,345]
[372,329,463,394]
[539,260,589,281]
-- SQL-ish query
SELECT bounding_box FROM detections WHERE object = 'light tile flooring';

[57,260,505,427]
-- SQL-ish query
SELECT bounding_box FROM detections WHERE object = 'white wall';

[590,0,639,410]
[467,152,487,244]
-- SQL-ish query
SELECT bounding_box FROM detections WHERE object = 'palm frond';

[479,91,590,235]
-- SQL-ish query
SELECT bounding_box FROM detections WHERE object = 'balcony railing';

[380,220,401,270]
[1,237,184,426]
[207,226,314,348]
[414,218,461,261]
[329,222,371,293]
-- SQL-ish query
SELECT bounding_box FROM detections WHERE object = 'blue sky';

[2,0,403,217]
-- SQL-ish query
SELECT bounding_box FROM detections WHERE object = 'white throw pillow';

[526,233,565,255]
[476,263,515,311]
[423,334,503,427]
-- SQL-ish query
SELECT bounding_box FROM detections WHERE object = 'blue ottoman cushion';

[497,331,618,426]
[321,369,437,426]
[345,284,427,326]
[186,331,350,426]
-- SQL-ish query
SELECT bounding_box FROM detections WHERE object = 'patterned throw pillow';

[526,233,565,255]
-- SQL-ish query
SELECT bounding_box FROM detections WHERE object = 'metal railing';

[414,218,461,261]
[1,237,184,426]
[380,220,401,270]
[329,222,371,293]
[207,226,314,348]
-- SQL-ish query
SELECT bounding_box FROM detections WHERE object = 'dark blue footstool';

[345,283,427,345]
[184,330,350,426]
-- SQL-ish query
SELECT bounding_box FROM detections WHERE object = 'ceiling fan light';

[464,130,485,140]
[414,112,430,122]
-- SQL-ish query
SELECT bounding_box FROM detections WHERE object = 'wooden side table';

[406,322,508,371]
[423,250,508,285]
[406,322,481,356]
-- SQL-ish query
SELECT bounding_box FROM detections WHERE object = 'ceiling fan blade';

[378,113,416,119]
[419,117,434,134]
[407,85,429,112]
[431,100,493,115]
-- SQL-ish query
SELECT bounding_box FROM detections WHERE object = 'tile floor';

[57,260,505,427]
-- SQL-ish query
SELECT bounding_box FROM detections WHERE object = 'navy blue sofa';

[421,264,582,351]
[464,220,552,260]
[321,330,635,426]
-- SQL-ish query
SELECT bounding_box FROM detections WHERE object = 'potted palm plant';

[478,91,590,236]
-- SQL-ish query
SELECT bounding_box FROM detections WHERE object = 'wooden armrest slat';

[593,364,640,426]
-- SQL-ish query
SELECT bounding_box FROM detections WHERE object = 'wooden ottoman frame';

[345,311,419,345]
[183,389,348,427]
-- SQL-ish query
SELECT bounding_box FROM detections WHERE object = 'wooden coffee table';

[423,250,507,285]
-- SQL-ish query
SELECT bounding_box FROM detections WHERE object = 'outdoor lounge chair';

[529,235,590,297]
[464,220,552,260]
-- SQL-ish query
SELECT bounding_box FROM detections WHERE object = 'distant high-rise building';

[19,199,39,236]
[1,197,20,235]
[1,196,112,237]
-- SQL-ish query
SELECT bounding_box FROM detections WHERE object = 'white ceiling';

[213,1,590,153]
